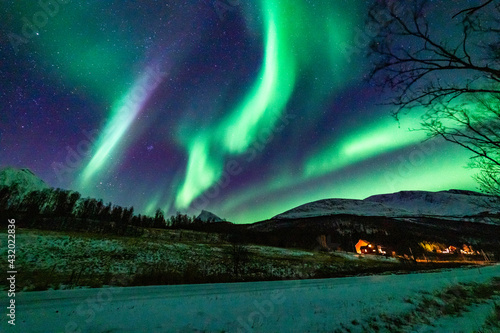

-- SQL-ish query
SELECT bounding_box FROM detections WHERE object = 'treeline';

[0,183,204,235]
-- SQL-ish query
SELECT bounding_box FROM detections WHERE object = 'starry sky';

[0,0,479,223]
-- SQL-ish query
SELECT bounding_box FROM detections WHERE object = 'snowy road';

[3,265,500,332]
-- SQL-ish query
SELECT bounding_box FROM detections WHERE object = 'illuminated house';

[441,245,458,254]
[355,239,370,254]
[419,241,476,255]
[355,239,389,255]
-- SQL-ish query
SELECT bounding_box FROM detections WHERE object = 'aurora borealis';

[0,0,479,223]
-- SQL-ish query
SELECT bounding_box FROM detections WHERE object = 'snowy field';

[3,264,499,332]
[1,229,415,291]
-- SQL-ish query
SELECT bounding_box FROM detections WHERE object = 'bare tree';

[226,234,250,278]
[368,0,500,195]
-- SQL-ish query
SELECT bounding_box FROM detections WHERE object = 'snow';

[365,190,500,217]
[273,190,500,223]
[196,210,224,223]
[411,298,500,333]
[0,167,48,193]
[6,264,500,332]
[272,198,411,219]
[332,251,399,263]
[246,245,314,258]
[7,230,349,291]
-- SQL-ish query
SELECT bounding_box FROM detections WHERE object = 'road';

[2,264,500,332]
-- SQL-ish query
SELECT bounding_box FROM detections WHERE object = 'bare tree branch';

[452,0,494,19]
[368,0,500,196]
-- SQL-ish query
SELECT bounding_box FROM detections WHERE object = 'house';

[355,239,390,255]
[355,239,370,254]
[360,244,377,254]
[441,245,458,254]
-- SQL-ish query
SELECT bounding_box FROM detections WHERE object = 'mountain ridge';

[272,190,499,224]
[196,210,224,223]
[0,167,48,194]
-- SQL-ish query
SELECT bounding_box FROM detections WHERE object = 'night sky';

[0,0,478,223]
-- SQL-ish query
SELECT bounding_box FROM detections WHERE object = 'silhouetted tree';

[168,212,193,228]
[21,191,42,226]
[99,202,112,221]
[5,183,21,210]
[53,189,69,216]
[131,214,140,227]
[138,214,151,228]
[122,207,134,225]
[67,192,81,215]
[0,186,10,210]
[111,205,123,222]
[368,0,500,195]
[96,199,104,215]
[78,198,99,220]
[226,235,250,278]
[37,188,52,214]
[153,209,165,228]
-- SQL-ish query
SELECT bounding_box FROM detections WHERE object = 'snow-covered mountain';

[364,190,498,217]
[196,210,224,223]
[0,167,48,194]
[273,190,499,222]
[272,198,411,219]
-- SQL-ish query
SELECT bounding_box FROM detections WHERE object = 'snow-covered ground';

[5,264,499,332]
[3,230,352,290]
[411,299,500,333]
